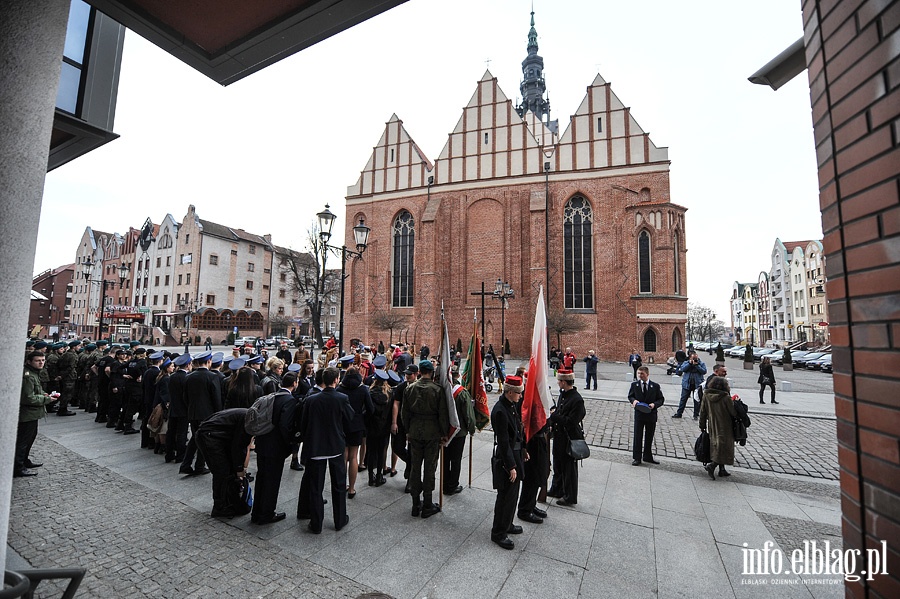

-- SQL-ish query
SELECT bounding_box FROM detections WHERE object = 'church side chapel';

[343,11,687,362]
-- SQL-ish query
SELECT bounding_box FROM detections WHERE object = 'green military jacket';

[59,349,78,383]
[21,365,53,422]
[45,351,60,384]
[401,378,450,441]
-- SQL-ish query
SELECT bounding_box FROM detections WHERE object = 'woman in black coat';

[758,357,778,404]
[365,372,393,487]
[225,367,262,409]
[338,367,374,498]
[547,370,586,506]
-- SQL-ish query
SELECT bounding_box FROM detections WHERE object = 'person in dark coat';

[390,364,417,480]
[443,369,475,495]
[180,351,222,476]
[337,367,374,499]
[673,353,707,419]
[365,371,394,487]
[195,408,253,518]
[224,361,261,409]
[699,376,737,479]
[490,375,526,550]
[106,349,129,428]
[582,349,599,391]
[251,372,300,525]
[164,354,192,463]
[297,367,355,533]
[120,347,147,434]
[547,369,585,506]
[627,365,665,466]
[140,351,164,448]
[758,356,778,404]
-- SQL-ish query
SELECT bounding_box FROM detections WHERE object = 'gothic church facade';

[342,14,687,362]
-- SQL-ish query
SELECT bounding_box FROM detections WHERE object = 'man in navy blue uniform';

[628,365,665,466]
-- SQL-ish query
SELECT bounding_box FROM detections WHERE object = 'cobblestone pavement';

[580,398,839,480]
[9,439,374,599]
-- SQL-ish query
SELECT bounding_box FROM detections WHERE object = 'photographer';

[672,352,706,420]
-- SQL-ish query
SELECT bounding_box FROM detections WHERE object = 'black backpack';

[245,392,278,436]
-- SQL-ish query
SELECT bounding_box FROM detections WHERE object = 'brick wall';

[803,1,900,596]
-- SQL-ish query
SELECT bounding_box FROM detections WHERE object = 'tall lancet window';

[392,211,415,307]
[563,196,593,309]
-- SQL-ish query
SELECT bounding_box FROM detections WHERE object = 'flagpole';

[468,435,473,488]
[439,445,444,508]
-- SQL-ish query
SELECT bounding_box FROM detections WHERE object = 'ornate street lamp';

[318,204,369,357]
[493,278,514,356]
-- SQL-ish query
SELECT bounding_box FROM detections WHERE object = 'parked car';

[269,335,292,347]
[752,348,779,361]
[773,350,810,365]
[807,355,832,371]
[795,352,828,368]
[726,346,748,358]
[234,336,257,346]
[822,359,833,374]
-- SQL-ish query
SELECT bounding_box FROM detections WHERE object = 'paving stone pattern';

[9,439,375,599]
[581,398,839,480]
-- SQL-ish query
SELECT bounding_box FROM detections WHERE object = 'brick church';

[342,11,687,363]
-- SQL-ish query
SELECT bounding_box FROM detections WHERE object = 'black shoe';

[193,468,210,476]
[507,524,523,535]
[290,459,304,471]
[770,400,779,404]
[375,474,386,487]
[254,512,286,525]
[335,515,350,531]
[692,415,699,421]
[491,535,514,550]
[532,507,548,519]
[307,523,322,534]
[179,466,194,475]
[210,509,236,519]
[24,460,43,468]
[556,498,576,506]
[56,410,76,416]
[444,485,463,495]
[632,459,642,466]
[13,469,38,478]
[122,428,140,435]
[347,491,356,499]
[760,400,765,404]
[718,468,731,477]
[245,473,254,483]
[357,465,367,472]
[105,422,117,428]
[584,386,590,390]
[546,488,562,498]
[705,463,716,480]
[518,512,543,524]
[411,499,422,517]
[420,502,442,518]
[643,457,660,465]
[671,414,682,419]
[95,415,107,423]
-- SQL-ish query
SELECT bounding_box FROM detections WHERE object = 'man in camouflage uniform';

[55,339,80,416]
[79,342,98,412]
[401,360,449,519]
[45,342,66,413]
[73,341,91,409]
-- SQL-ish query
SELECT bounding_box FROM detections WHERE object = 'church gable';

[557,74,668,171]
[347,114,432,197]
[434,70,549,184]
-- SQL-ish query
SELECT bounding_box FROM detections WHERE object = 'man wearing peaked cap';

[490,374,526,550]
[129,340,140,348]
[118,343,147,434]
[547,369,585,507]
[140,350,166,447]
[180,350,221,475]
[165,353,193,463]
[228,357,246,371]
[373,354,387,369]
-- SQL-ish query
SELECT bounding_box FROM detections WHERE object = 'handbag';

[491,455,509,490]
[694,430,711,463]
[567,439,591,460]
[240,477,253,508]
[761,376,772,385]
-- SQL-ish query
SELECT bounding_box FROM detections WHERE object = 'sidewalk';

[9,407,844,598]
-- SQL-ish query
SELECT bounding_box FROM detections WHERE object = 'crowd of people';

[16,335,756,547]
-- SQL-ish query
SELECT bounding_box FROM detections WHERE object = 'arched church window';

[638,230,652,294]
[563,196,593,309]
[644,328,657,353]
[672,328,682,352]
[673,231,681,295]
[392,211,415,307]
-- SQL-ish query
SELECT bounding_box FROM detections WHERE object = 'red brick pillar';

[803,1,900,597]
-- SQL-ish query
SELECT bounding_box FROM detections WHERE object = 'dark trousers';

[676,386,701,417]
[391,427,409,464]
[550,435,578,504]
[491,479,521,537]
[632,364,639,380]
[759,383,776,402]
[166,415,189,461]
[181,420,206,471]
[408,438,440,498]
[96,383,109,418]
[58,382,75,413]
[366,433,390,474]
[518,434,549,516]
[585,372,597,389]
[14,420,39,472]
[196,432,248,515]
[107,388,123,423]
[252,453,287,522]
[632,410,658,461]
[442,435,465,492]
[119,393,141,428]
[303,456,347,532]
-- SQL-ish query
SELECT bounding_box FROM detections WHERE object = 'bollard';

[780,381,792,392]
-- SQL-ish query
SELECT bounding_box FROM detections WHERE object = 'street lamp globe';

[353,218,370,253]
[118,263,129,283]
[317,204,336,242]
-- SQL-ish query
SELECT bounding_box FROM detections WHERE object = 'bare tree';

[267,314,294,337]
[686,302,725,344]
[371,309,408,344]
[279,225,341,348]
[546,309,588,350]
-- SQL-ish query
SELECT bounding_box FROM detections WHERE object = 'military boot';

[368,469,376,487]
[411,496,422,517]
[420,494,441,519]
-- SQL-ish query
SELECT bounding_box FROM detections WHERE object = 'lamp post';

[317,204,370,357]
[179,295,203,349]
[81,259,129,342]
[493,278,514,356]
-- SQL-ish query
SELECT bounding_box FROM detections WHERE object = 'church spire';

[516,8,555,132]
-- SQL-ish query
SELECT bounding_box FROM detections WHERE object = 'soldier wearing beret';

[15,351,58,477]
[44,342,65,412]
[55,339,81,416]
[401,360,449,519]
[92,341,114,422]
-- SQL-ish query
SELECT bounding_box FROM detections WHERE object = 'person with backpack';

[337,366,374,499]
[180,351,222,476]
[195,408,253,518]
[250,371,300,525]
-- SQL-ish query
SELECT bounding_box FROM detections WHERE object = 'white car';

[234,336,257,346]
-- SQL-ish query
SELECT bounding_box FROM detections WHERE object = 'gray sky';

[37,0,822,323]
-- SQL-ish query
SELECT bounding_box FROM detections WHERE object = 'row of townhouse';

[67,205,339,345]
[730,238,829,348]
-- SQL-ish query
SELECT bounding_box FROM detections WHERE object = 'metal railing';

[1,568,86,599]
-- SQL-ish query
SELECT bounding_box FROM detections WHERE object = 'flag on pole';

[462,312,490,430]
[438,307,461,446]
[521,285,551,442]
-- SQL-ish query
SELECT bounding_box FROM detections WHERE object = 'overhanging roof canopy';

[87,0,408,86]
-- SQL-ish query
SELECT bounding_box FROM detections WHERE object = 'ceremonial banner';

[462,315,490,430]
[438,310,461,445]
[521,286,551,442]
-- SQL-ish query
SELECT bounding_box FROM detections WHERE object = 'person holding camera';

[673,352,706,419]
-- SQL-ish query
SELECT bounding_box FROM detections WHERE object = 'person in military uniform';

[390,363,417,483]
[165,353,193,463]
[82,342,101,412]
[44,342,66,412]
[140,351,165,447]
[15,351,58,477]
[73,341,92,410]
[93,341,113,422]
[106,349,130,429]
[55,339,81,416]
[547,369,586,506]
[118,347,147,434]
[181,351,222,475]
[490,375,526,549]
[443,368,476,495]
[400,360,449,518]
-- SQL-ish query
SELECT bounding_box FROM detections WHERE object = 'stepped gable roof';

[198,218,272,249]
[783,239,814,253]
[346,113,432,197]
